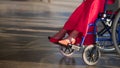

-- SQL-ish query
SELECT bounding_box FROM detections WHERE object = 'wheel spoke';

[68,47,71,53]
[60,46,74,56]
[83,45,100,65]
[64,47,67,53]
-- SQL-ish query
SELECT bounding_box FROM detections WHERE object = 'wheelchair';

[59,0,120,65]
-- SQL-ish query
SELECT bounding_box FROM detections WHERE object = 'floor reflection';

[59,56,76,65]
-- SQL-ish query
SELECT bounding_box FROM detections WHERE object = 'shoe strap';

[66,38,75,44]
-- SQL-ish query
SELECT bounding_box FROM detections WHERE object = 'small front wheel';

[82,45,101,65]
[59,45,74,57]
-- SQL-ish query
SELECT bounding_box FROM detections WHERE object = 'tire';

[112,10,120,55]
[98,40,115,52]
[99,46,115,52]
[59,45,74,57]
[82,45,101,65]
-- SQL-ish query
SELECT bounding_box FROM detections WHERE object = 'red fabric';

[63,0,115,45]
[107,0,115,4]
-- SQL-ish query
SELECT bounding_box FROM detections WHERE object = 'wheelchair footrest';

[71,45,81,51]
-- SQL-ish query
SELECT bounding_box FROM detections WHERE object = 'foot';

[58,37,76,46]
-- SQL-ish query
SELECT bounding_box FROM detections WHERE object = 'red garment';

[108,0,115,4]
[63,0,115,45]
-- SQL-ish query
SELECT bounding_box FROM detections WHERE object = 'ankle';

[52,29,66,39]
[66,37,76,44]
[69,30,79,38]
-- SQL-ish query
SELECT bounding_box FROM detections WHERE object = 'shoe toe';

[48,36,59,43]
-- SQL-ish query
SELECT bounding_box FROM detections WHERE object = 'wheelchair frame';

[59,0,120,65]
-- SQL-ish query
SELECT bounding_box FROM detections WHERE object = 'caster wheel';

[82,45,101,65]
[59,45,74,57]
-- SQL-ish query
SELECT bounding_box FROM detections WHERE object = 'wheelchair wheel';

[112,11,120,55]
[98,41,115,52]
[82,45,101,65]
[96,18,115,52]
[59,45,74,57]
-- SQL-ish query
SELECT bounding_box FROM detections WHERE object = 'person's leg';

[57,2,85,46]
[63,2,85,30]
[84,26,95,45]
[66,30,83,45]
[58,30,79,46]
[75,0,105,36]
[58,0,105,46]
[58,1,86,46]
[48,28,66,43]
[107,0,115,4]
[49,2,85,44]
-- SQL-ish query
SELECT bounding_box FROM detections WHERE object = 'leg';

[58,0,105,46]
[48,28,66,43]
[48,2,85,44]
[58,30,79,46]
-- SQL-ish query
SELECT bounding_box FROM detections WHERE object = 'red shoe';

[48,36,60,44]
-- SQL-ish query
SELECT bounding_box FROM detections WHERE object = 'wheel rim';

[112,11,120,55]
[83,45,100,65]
[60,46,74,56]
[85,46,99,63]
[114,19,120,51]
